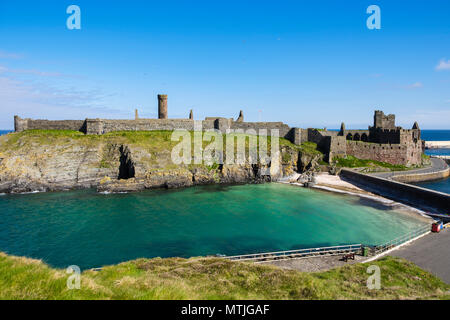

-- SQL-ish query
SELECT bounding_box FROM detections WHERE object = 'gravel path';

[262,255,365,272]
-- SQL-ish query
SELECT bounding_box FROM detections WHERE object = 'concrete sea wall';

[340,169,450,215]
[425,141,450,149]
[391,166,450,183]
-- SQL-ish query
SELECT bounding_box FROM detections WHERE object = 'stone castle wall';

[13,108,425,167]
[231,121,291,137]
[86,119,196,134]
[307,129,346,162]
[14,116,86,132]
[15,116,294,140]
[345,140,422,166]
[328,136,347,162]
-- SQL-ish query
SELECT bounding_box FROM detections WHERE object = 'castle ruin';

[13,96,424,166]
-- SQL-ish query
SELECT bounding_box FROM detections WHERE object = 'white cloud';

[406,82,423,89]
[0,65,64,77]
[435,59,450,71]
[400,109,450,129]
[0,50,23,59]
[0,71,125,129]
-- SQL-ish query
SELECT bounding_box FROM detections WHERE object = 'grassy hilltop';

[0,252,448,300]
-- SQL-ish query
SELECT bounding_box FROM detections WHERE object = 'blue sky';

[0,0,449,129]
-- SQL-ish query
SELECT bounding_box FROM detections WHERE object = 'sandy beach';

[289,173,433,224]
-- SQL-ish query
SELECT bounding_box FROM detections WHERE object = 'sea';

[0,130,12,136]
[0,183,428,269]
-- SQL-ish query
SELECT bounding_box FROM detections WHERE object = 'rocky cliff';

[0,130,322,193]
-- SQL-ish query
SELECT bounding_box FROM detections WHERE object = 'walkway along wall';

[390,164,450,183]
[340,169,450,216]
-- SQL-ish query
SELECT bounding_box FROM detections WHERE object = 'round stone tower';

[158,94,168,119]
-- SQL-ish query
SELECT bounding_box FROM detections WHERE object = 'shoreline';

[283,173,434,224]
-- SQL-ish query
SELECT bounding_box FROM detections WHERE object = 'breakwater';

[425,141,450,149]
[390,163,450,183]
[340,169,450,217]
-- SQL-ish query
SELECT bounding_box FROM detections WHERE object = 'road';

[370,158,449,180]
[390,228,450,284]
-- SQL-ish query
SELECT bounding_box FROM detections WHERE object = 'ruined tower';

[158,94,168,119]
[339,122,345,135]
[373,110,395,129]
[237,110,244,122]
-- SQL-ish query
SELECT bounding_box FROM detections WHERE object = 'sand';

[303,173,432,224]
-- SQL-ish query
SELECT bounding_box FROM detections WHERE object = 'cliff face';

[0,131,322,193]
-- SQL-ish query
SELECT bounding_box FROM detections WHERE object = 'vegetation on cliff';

[0,130,323,193]
[0,252,448,300]
[333,155,410,172]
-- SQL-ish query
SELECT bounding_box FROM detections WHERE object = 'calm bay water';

[0,130,12,136]
[0,183,427,269]
[413,179,450,195]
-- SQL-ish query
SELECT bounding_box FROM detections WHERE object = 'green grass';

[0,252,448,300]
[333,155,409,171]
[0,130,322,165]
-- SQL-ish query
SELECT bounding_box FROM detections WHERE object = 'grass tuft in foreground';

[0,252,448,300]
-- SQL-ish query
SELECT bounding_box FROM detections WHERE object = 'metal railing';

[370,224,431,255]
[224,244,362,263]
[224,224,433,263]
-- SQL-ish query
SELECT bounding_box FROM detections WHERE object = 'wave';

[99,191,129,195]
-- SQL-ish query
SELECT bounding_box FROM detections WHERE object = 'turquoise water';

[0,183,427,269]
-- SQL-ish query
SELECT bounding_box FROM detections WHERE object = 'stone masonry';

[13,96,424,166]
